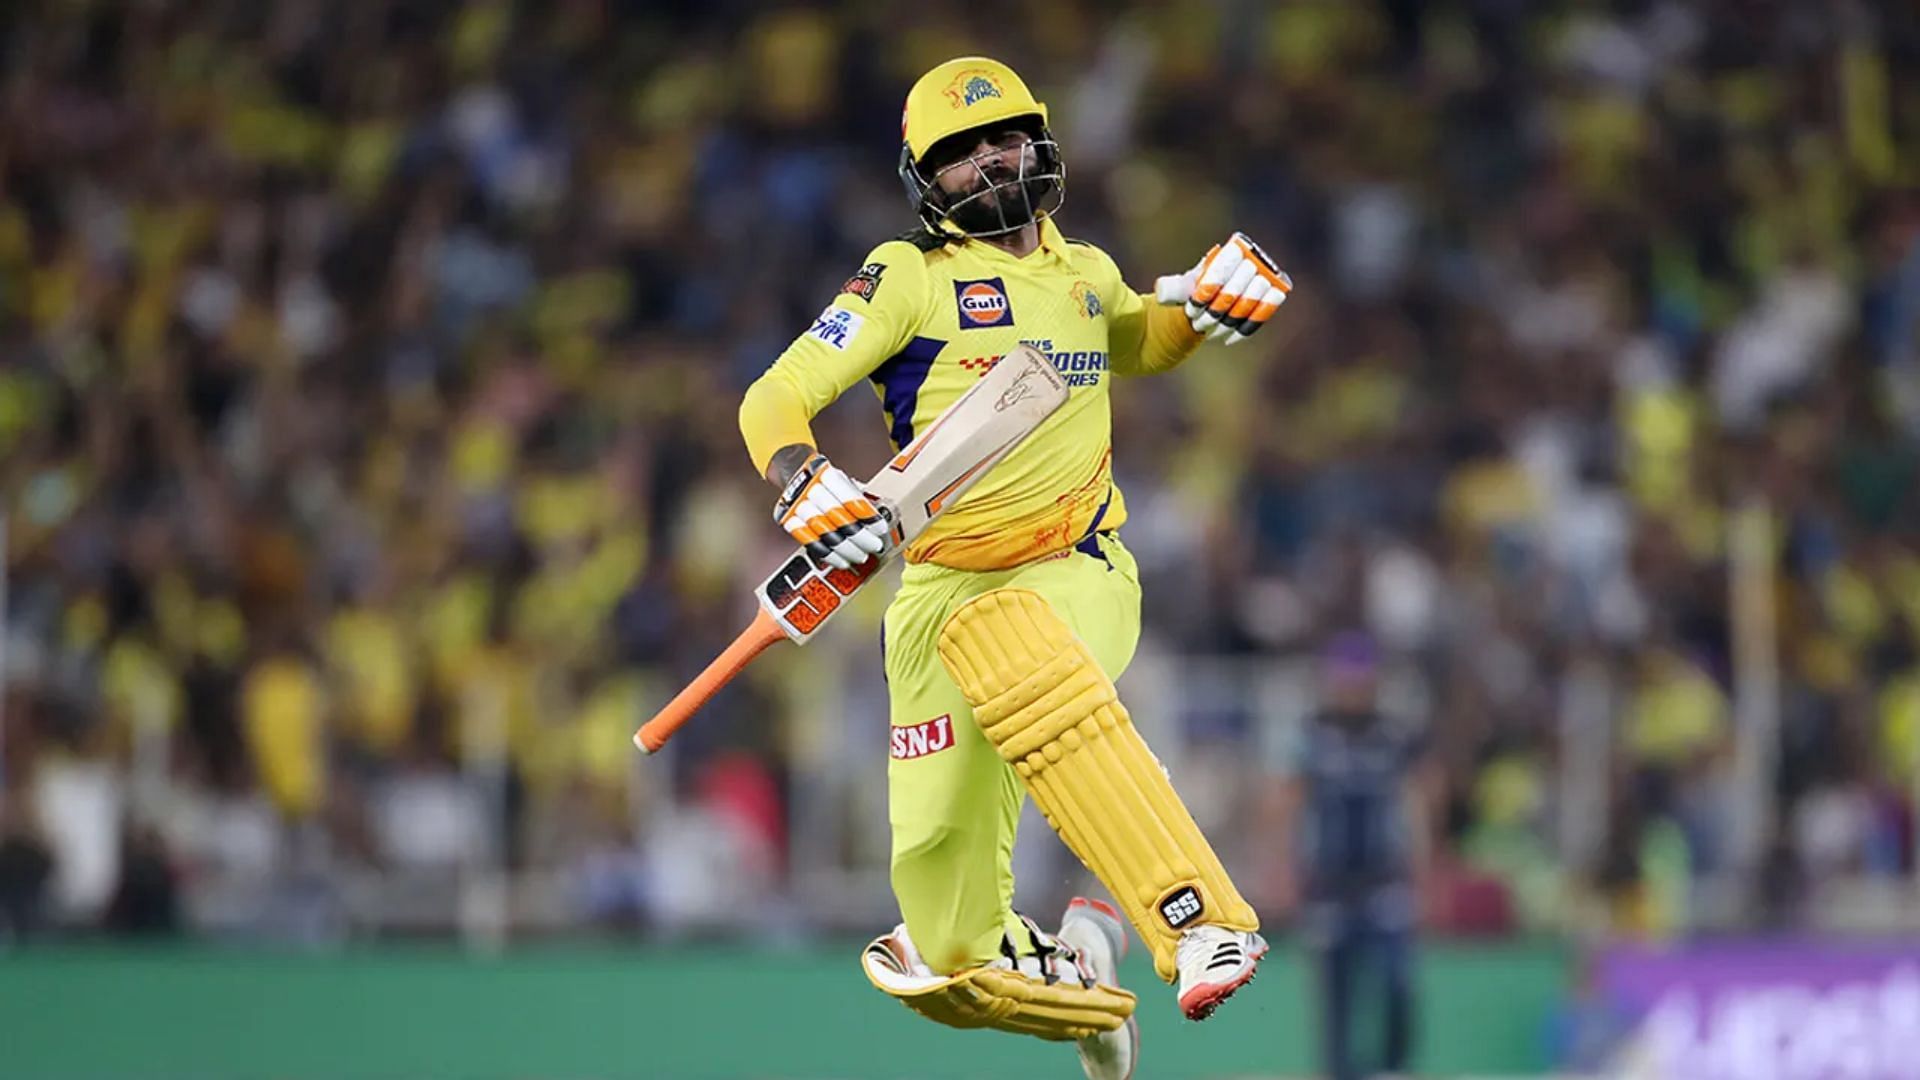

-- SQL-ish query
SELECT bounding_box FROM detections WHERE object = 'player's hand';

[773,451,890,569]
[1154,232,1293,345]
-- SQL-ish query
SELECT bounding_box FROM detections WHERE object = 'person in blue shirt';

[1287,632,1435,1080]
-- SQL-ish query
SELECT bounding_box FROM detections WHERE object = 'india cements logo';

[943,71,1005,108]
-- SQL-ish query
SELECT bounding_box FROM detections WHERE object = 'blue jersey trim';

[869,336,945,450]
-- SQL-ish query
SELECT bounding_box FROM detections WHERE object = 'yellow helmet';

[900,56,1048,162]
[897,57,1066,237]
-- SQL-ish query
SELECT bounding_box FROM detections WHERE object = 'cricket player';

[1289,633,1435,1080]
[737,57,1293,1079]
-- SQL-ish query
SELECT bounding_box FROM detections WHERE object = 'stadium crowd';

[1,0,1918,945]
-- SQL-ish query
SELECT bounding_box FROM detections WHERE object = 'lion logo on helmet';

[943,70,1004,108]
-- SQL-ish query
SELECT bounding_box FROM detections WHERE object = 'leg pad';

[938,588,1259,982]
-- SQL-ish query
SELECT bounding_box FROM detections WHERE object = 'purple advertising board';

[1597,941,1920,1079]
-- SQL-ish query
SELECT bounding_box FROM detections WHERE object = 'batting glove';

[774,452,890,569]
[1154,232,1294,345]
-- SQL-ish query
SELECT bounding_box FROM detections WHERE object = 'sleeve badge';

[840,262,887,302]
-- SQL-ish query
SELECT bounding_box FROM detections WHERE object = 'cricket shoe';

[1055,898,1138,1080]
[1174,924,1268,1020]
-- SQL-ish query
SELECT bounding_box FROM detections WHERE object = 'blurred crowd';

[2,0,1918,944]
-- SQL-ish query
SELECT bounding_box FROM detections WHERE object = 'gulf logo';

[954,277,1015,328]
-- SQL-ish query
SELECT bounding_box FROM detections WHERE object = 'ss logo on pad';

[1159,886,1204,929]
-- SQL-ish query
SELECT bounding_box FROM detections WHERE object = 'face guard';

[898,124,1067,238]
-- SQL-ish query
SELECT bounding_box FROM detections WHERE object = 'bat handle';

[862,496,904,551]
[634,609,789,754]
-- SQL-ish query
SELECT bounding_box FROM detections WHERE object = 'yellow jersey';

[740,217,1201,571]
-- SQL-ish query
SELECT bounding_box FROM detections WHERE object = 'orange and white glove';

[773,451,890,569]
[1154,232,1294,345]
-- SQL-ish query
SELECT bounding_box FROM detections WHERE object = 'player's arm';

[739,242,928,566]
[1107,291,1207,377]
[1078,241,1196,378]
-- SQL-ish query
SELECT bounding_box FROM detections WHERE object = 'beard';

[941,173,1055,235]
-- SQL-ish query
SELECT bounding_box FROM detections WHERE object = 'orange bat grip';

[633,609,788,754]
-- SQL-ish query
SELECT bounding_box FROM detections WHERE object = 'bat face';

[864,344,1067,541]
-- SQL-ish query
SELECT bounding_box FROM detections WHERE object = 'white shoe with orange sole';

[1056,897,1138,1080]
[1174,924,1269,1020]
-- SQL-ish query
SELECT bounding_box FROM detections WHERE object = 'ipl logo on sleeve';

[954,278,1015,329]
[806,305,865,351]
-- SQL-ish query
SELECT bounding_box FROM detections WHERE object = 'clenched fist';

[774,451,890,569]
[1154,232,1294,345]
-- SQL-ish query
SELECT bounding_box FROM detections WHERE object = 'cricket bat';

[634,343,1069,753]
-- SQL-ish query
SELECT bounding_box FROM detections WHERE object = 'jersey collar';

[955,216,1072,268]
[1036,217,1073,262]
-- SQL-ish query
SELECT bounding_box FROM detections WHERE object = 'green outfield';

[1,940,1567,1078]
